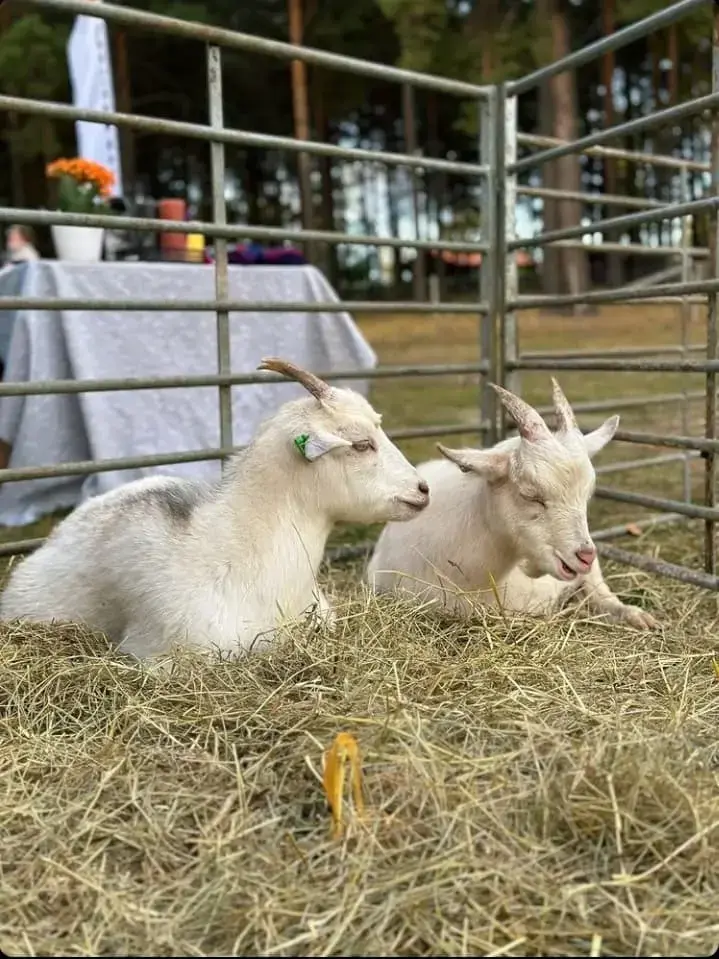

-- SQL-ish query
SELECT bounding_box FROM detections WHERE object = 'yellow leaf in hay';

[625,523,642,537]
[712,658,719,680]
[322,732,365,839]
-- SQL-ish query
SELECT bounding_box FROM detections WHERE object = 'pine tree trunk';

[547,0,590,308]
[287,0,315,261]
[539,78,562,295]
[602,0,622,288]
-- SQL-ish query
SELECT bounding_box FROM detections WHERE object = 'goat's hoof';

[618,603,659,630]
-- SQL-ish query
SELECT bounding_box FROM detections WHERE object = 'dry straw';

[0,536,718,956]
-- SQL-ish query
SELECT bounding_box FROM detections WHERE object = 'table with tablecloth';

[0,260,377,527]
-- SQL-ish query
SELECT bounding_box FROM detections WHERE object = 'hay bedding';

[0,560,717,957]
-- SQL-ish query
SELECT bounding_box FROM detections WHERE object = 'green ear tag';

[294,433,310,459]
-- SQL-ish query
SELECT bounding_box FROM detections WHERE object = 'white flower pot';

[51,224,105,263]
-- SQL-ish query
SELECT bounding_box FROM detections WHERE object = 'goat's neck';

[208,446,332,579]
[470,478,519,583]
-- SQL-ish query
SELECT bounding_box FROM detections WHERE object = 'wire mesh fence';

[0,0,717,590]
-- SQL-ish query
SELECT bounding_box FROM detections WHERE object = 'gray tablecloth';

[0,260,377,527]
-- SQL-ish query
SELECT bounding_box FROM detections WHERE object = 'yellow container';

[185,233,205,261]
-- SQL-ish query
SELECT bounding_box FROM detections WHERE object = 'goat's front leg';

[578,557,659,629]
[313,588,338,633]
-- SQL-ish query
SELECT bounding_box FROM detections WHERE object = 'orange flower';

[46,157,115,197]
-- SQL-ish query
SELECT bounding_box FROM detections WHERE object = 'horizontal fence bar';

[0,207,488,255]
[511,92,719,175]
[595,486,719,521]
[592,512,686,541]
[535,391,706,417]
[0,95,487,180]
[517,133,710,173]
[0,363,489,399]
[508,0,707,96]
[0,297,489,316]
[517,185,667,210]
[513,357,719,372]
[595,451,699,475]
[510,197,718,251]
[0,447,231,484]
[20,0,491,98]
[0,538,45,559]
[596,542,719,591]
[610,429,719,453]
[550,239,708,259]
[525,346,704,361]
[509,277,719,310]
[0,419,487,485]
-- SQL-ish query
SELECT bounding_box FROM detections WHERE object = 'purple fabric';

[205,242,306,266]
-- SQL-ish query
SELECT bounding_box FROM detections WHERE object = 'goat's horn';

[489,382,551,443]
[257,357,330,400]
[551,376,577,432]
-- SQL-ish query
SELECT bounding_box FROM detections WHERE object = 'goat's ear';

[583,414,620,458]
[437,444,510,482]
[293,430,352,462]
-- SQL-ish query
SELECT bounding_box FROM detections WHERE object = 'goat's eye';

[522,491,547,508]
[352,439,375,453]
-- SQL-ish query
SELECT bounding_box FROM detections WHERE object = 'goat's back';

[0,475,215,643]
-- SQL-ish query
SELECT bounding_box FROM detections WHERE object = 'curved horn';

[257,357,331,400]
[490,382,551,443]
[551,377,577,432]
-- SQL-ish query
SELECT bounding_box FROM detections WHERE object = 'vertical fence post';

[502,93,519,404]
[679,164,692,505]
[479,88,498,444]
[705,3,719,577]
[207,44,233,467]
[402,83,426,303]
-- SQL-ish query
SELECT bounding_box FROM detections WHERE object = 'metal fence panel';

[0,0,715,593]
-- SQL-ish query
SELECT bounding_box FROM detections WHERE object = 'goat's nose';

[417,479,429,495]
[575,544,597,569]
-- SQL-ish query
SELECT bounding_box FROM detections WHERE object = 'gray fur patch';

[120,481,215,525]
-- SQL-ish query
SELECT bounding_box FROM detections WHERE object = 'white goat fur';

[0,358,430,659]
[367,379,658,630]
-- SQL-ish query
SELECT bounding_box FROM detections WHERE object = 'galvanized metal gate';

[0,0,717,591]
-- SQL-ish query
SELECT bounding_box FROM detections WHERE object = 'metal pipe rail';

[507,0,707,96]
[517,185,668,210]
[0,95,487,180]
[0,363,490,399]
[539,239,708,259]
[596,543,719,591]
[0,207,488,255]
[509,197,718,251]
[0,419,488,487]
[511,92,719,175]
[595,487,719,522]
[509,277,719,310]
[0,297,490,316]
[516,135,710,173]
[20,0,492,98]
[514,358,719,373]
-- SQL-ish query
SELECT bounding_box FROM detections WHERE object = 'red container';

[158,198,187,260]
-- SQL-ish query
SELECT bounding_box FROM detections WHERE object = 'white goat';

[367,379,658,630]
[0,357,430,659]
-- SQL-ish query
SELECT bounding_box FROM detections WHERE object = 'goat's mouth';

[556,555,579,581]
[398,496,429,512]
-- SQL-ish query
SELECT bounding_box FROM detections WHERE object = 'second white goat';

[0,357,430,658]
[367,379,658,629]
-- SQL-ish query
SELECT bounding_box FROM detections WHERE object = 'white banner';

[66,0,123,196]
